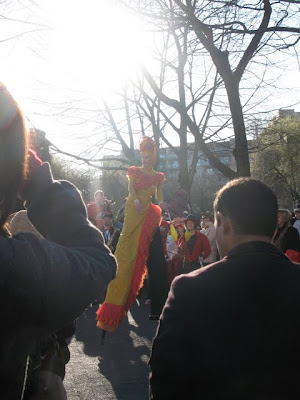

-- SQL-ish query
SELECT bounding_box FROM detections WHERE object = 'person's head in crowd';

[214,178,278,258]
[102,211,113,229]
[201,212,214,229]
[94,190,104,204]
[294,205,300,220]
[0,83,28,233]
[160,220,170,237]
[182,211,189,218]
[184,214,197,232]
[277,209,291,228]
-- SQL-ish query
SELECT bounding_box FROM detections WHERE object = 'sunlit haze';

[0,0,154,152]
[46,0,151,96]
[0,0,299,157]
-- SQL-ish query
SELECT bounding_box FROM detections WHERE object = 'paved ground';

[64,300,158,400]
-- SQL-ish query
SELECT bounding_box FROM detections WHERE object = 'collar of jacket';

[227,241,283,259]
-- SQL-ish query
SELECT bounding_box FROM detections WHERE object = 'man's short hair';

[101,211,113,219]
[214,178,278,237]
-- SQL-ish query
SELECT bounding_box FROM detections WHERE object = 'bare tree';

[26,0,300,198]
[129,0,300,178]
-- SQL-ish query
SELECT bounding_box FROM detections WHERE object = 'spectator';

[146,227,169,320]
[87,190,114,229]
[177,214,211,273]
[293,205,300,236]
[9,210,74,400]
[150,178,300,399]
[0,83,116,399]
[159,220,179,285]
[169,217,185,243]
[100,211,120,254]
[200,211,218,265]
[272,208,300,253]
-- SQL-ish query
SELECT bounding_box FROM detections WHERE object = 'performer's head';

[0,83,28,232]
[139,136,156,168]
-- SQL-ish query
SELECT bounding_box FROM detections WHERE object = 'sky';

[1,0,300,165]
[1,0,154,154]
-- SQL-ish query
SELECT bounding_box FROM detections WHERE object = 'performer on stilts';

[96,136,166,332]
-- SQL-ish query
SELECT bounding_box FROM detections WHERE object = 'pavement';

[64,300,159,400]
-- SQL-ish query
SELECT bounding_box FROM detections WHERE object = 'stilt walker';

[96,137,166,332]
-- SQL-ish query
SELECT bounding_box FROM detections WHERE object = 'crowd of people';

[2,82,300,399]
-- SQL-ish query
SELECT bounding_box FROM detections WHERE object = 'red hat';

[285,249,300,263]
[139,136,156,153]
[160,220,170,229]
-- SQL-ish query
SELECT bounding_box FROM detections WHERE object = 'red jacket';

[178,231,211,262]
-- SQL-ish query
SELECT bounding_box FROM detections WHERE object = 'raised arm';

[128,168,143,213]
[5,162,117,332]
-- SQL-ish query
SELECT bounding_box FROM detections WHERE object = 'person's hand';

[134,199,143,213]
[27,149,43,173]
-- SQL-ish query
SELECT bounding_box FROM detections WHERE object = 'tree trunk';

[225,79,251,177]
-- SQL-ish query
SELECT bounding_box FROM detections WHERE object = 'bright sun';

[47,0,150,97]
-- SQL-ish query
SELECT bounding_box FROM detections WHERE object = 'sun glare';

[47,0,150,97]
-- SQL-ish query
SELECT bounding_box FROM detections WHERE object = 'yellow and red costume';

[96,139,165,332]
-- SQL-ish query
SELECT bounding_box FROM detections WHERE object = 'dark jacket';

[273,225,300,253]
[150,241,300,399]
[100,226,120,254]
[0,163,116,400]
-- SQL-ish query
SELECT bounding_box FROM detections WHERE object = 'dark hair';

[184,214,197,229]
[0,84,28,233]
[214,178,278,237]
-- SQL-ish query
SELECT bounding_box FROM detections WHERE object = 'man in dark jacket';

[100,211,120,254]
[150,178,300,399]
[0,161,117,399]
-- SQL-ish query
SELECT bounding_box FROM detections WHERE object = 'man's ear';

[216,212,231,234]
[216,211,224,228]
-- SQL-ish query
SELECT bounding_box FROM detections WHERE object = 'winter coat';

[178,231,211,262]
[272,225,300,253]
[100,226,120,254]
[0,163,116,400]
